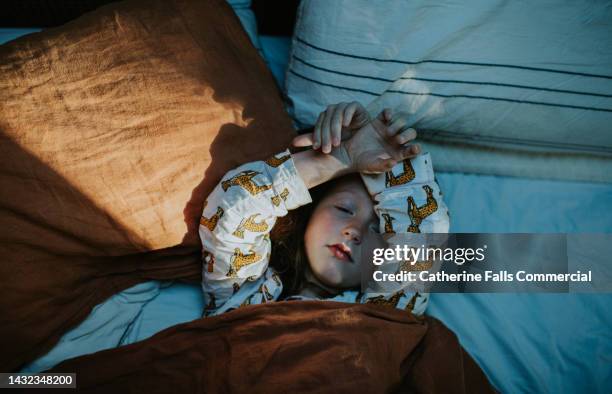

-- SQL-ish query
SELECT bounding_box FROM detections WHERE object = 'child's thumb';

[368,157,397,173]
[292,133,314,147]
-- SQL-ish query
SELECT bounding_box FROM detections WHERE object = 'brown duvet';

[45,301,493,394]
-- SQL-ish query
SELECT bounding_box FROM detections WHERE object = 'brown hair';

[268,178,334,298]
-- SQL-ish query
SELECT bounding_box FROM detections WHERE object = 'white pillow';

[285,0,612,182]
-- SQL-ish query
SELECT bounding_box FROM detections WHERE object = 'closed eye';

[335,206,353,215]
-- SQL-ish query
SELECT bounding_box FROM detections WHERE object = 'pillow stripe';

[296,36,612,80]
[290,66,612,154]
[289,69,612,114]
[293,55,612,99]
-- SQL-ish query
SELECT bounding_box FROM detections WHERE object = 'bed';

[264,37,612,393]
[3,12,612,394]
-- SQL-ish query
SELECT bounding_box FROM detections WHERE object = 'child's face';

[304,176,385,289]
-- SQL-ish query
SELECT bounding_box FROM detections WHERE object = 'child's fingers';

[385,143,421,162]
[394,128,417,145]
[331,103,348,147]
[369,116,389,139]
[321,106,335,153]
[397,143,421,160]
[343,102,359,127]
[313,112,324,149]
[376,108,392,123]
[384,108,392,123]
[386,118,408,137]
[343,101,369,129]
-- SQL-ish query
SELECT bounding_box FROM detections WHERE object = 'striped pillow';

[285,0,612,182]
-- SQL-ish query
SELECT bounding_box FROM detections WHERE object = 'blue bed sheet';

[431,172,612,393]
[0,28,41,44]
[6,30,611,393]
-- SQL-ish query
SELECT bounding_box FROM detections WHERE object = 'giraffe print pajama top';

[199,149,450,317]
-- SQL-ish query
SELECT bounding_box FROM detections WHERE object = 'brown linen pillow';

[0,0,295,371]
[0,0,295,253]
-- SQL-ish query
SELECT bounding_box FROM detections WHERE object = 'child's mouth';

[327,244,353,263]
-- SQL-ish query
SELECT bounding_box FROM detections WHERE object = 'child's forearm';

[292,147,353,189]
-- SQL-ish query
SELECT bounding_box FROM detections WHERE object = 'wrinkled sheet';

[430,171,612,393]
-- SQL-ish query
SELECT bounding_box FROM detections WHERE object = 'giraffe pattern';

[355,292,364,304]
[271,188,289,207]
[203,250,215,273]
[232,214,269,239]
[405,292,420,313]
[398,257,434,272]
[205,293,216,312]
[222,170,272,196]
[365,290,405,308]
[264,153,291,168]
[407,185,438,233]
[226,248,262,278]
[381,213,396,235]
[259,284,274,301]
[385,159,416,188]
[200,152,445,316]
[200,201,224,232]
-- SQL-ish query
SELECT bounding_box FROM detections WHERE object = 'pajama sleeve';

[357,152,450,314]
[199,149,312,313]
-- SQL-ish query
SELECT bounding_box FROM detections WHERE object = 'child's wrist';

[293,145,353,189]
[332,144,355,174]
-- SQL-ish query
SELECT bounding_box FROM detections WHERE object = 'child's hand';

[343,108,420,174]
[292,102,370,153]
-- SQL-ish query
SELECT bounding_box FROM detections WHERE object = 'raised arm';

[199,150,309,314]
[199,146,356,315]
[294,102,450,314]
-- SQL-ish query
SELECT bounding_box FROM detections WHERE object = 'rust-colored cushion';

[0,0,294,371]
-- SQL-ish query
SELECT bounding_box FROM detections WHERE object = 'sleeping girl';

[21,101,450,374]
[199,102,450,316]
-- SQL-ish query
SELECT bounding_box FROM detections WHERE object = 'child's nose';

[343,227,361,244]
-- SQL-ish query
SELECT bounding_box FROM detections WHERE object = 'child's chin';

[318,267,348,289]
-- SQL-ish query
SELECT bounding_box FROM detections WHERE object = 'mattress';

[4,30,611,393]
